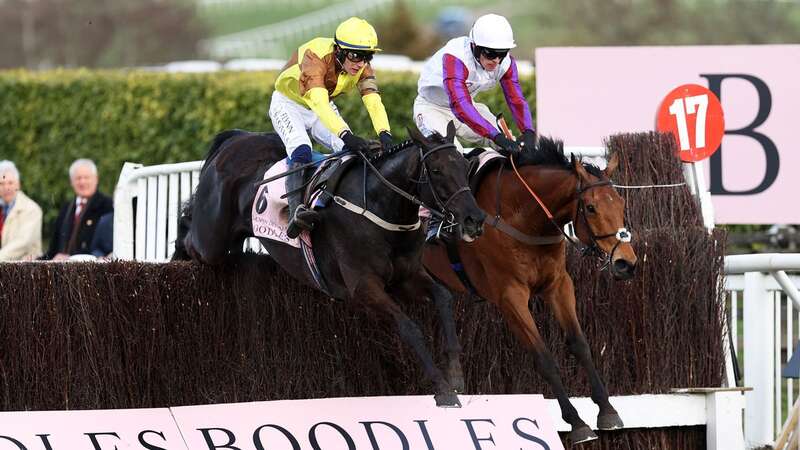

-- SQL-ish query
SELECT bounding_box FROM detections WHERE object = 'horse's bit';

[574,179,632,269]
[417,142,472,233]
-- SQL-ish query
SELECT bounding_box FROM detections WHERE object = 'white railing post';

[744,271,775,447]
[706,391,746,450]
[682,159,715,230]
[113,162,143,260]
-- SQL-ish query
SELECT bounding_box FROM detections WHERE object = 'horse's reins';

[509,154,632,265]
[497,116,631,266]
[355,141,469,225]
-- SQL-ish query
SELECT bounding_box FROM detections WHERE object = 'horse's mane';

[201,129,249,172]
[514,136,604,178]
[372,139,416,162]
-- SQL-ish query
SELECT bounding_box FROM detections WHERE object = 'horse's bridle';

[508,154,631,269]
[418,142,472,227]
[358,141,471,227]
[573,178,632,267]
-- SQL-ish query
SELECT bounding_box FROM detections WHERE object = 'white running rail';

[725,254,800,449]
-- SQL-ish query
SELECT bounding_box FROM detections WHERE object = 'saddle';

[302,141,383,206]
[252,143,382,247]
[463,148,506,193]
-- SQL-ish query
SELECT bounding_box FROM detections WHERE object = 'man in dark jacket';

[42,159,113,260]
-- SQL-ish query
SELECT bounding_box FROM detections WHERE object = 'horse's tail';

[171,198,194,261]
[200,129,248,172]
[172,131,241,260]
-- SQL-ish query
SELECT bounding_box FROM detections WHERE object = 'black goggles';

[344,50,374,63]
[480,47,509,61]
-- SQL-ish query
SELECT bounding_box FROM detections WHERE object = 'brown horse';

[423,138,637,444]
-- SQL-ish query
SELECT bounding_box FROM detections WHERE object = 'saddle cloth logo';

[251,159,301,248]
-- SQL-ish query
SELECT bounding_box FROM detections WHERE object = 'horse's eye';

[431,168,442,174]
[586,204,596,214]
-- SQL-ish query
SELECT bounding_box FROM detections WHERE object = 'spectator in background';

[89,212,114,259]
[42,159,113,260]
[0,160,43,261]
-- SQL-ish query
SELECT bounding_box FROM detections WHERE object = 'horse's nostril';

[613,260,635,277]
[463,216,483,236]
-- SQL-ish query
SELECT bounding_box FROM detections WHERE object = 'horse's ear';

[604,152,620,178]
[445,121,456,143]
[571,153,590,180]
[407,125,431,147]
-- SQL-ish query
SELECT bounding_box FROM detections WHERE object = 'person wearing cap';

[415,13,536,242]
[270,17,393,239]
[415,13,535,155]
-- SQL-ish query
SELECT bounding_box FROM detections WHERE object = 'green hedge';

[0,69,535,237]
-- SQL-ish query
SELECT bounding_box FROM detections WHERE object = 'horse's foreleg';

[499,283,597,444]
[544,276,622,431]
[396,272,465,393]
[349,273,459,407]
[428,280,465,393]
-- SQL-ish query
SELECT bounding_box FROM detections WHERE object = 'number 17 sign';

[656,84,725,162]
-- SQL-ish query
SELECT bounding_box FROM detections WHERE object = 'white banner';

[171,395,562,450]
[0,396,563,450]
[0,408,185,450]
[536,45,800,224]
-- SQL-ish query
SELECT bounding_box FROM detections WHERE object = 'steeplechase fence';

[1,132,760,448]
[100,132,751,448]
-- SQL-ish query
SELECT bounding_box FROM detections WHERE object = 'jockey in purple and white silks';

[415,14,536,156]
[415,13,536,242]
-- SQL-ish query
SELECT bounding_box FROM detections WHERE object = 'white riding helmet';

[469,14,516,49]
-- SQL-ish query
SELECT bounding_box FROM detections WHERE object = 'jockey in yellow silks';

[269,17,393,238]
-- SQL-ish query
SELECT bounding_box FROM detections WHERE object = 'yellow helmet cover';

[335,17,382,52]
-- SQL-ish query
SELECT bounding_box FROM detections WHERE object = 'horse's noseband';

[575,179,632,266]
[418,143,472,225]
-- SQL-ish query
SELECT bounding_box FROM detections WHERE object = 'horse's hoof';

[597,411,624,430]
[450,376,465,394]
[569,426,598,445]
[434,392,461,408]
[448,364,465,393]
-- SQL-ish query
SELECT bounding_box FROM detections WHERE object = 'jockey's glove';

[521,129,537,151]
[340,130,370,153]
[379,131,393,149]
[492,133,520,156]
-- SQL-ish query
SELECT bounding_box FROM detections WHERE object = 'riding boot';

[286,163,319,239]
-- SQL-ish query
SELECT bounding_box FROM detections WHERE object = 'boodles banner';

[171,395,563,450]
[0,395,563,450]
[535,45,800,224]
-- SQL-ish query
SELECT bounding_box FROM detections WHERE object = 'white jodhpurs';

[412,95,497,152]
[268,91,346,157]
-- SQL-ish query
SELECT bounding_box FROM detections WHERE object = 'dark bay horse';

[423,138,637,443]
[173,124,486,406]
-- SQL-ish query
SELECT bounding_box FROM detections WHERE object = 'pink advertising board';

[0,408,186,449]
[535,45,800,224]
[171,394,563,450]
